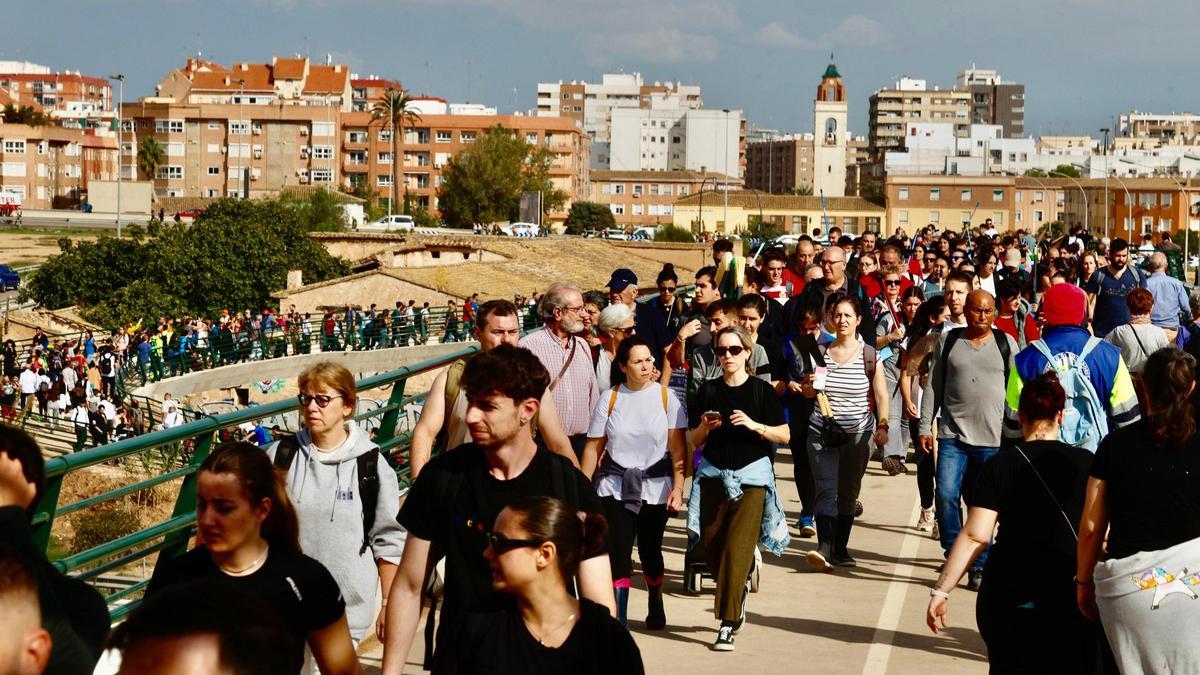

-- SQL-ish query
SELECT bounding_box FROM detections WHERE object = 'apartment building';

[672,191,883,235]
[588,169,739,228]
[0,61,113,128]
[350,76,402,112]
[1063,177,1200,240]
[869,77,970,156]
[1118,111,1200,147]
[744,134,868,194]
[340,110,588,222]
[0,124,117,209]
[885,175,1022,235]
[537,72,702,168]
[608,103,743,177]
[956,67,1025,138]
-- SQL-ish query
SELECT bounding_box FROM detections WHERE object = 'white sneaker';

[917,507,935,532]
[931,518,940,540]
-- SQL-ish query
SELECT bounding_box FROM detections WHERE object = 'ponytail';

[506,496,608,580]
[580,512,608,561]
[200,442,301,555]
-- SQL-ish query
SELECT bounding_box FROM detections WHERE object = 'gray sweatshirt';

[919,329,1016,448]
[267,423,406,640]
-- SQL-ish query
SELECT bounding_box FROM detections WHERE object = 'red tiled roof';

[273,57,307,80]
[303,65,348,94]
[190,64,274,92]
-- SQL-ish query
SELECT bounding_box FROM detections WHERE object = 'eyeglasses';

[562,305,585,314]
[298,393,343,408]
[487,533,543,554]
[714,345,746,357]
[884,279,902,286]
[820,259,845,267]
[658,286,676,293]
[615,325,636,335]
[950,255,965,261]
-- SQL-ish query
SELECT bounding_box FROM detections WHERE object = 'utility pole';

[110,74,124,238]
[1100,127,1111,238]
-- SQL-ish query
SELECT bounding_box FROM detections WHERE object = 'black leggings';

[790,423,816,517]
[600,497,670,582]
[915,419,935,509]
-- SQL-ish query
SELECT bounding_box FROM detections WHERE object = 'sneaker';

[881,456,906,476]
[732,580,750,634]
[798,515,817,539]
[931,518,940,540]
[916,507,935,532]
[713,623,736,651]
[855,500,864,518]
[967,569,984,592]
[805,546,835,572]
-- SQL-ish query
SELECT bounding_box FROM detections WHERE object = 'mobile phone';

[811,366,828,391]
[702,410,721,423]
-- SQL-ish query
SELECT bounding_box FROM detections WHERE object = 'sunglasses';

[615,325,636,334]
[884,279,902,286]
[658,286,676,293]
[714,345,746,357]
[487,533,543,554]
[298,393,343,408]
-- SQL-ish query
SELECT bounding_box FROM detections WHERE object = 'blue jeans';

[935,437,997,569]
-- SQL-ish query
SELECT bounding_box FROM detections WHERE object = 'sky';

[7,0,1200,137]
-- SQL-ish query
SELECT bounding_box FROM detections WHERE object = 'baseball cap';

[607,268,638,292]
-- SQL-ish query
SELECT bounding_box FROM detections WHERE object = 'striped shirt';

[809,342,875,434]
[519,327,600,436]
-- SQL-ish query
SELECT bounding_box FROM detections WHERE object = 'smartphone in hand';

[701,410,721,424]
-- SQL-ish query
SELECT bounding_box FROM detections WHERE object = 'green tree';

[1023,168,1048,178]
[137,137,165,182]
[281,188,347,232]
[437,125,568,229]
[1050,164,1082,179]
[791,184,814,196]
[563,201,614,234]
[654,224,695,243]
[370,89,422,214]
[1,104,50,126]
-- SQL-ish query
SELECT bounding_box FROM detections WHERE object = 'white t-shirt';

[586,384,686,505]
[595,350,614,393]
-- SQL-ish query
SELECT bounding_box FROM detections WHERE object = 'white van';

[358,214,414,232]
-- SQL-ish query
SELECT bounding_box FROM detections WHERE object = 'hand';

[1077,583,1099,622]
[889,325,906,342]
[873,427,889,447]
[0,453,36,509]
[376,606,387,641]
[918,435,935,453]
[701,414,723,431]
[666,486,684,512]
[799,373,817,398]
[787,381,804,395]
[927,596,949,634]
[729,409,756,431]
[904,399,919,419]
[651,367,662,382]
[678,319,702,340]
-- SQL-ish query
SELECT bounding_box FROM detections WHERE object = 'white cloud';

[586,29,720,66]
[753,14,891,51]
[753,21,816,49]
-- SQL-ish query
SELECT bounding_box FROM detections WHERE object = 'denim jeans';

[935,437,997,568]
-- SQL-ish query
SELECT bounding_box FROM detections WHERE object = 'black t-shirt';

[688,376,785,470]
[972,441,1092,585]
[399,445,606,614]
[1091,422,1200,559]
[434,598,644,675]
[148,545,344,661]
[756,336,786,382]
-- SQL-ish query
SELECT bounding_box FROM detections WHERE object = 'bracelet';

[929,588,950,599]
[1073,576,1094,586]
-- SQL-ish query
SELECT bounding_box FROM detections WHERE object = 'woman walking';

[582,337,686,629]
[592,304,636,392]
[687,326,789,651]
[927,373,1095,673]
[875,267,920,476]
[802,295,889,571]
[1078,348,1200,674]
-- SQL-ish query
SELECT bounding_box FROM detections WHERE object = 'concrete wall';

[276,271,458,315]
[319,235,408,262]
[133,340,476,399]
[609,241,707,274]
[88,180,154,214]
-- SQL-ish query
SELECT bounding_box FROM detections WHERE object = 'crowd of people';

[4,220,1200,673]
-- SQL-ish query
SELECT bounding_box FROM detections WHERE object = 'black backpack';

[933,327,1012,419]
[272,436,380,555]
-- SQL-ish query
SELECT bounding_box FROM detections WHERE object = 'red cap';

[1041,283,1086,327]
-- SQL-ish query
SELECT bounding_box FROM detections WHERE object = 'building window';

[313,145,333,160]
[961,188,972,201]
[311,169,332,183]
[1016,210,1022,223]
[649,184,659,196]
[1034,210,1044,222]
[207,167,220,175]
[435,131,452,143]
[525,133,538,144]
[378,152,393,164]
[208,121,221,130]
[156,166,183,180]
[377,174,393,186]
[348,130,369,143]
[1139,193,1155,208]
[898,187,909,201]
[379,130,392,142]
[613,184,625,195]
[897,210,909,225]
[166,142,185,157]
[461,131,476,143]
[610,204,625,215]
[434,153,451,168]
[632,185,643,197]
[1015,190,1023,201]
[992,189,1003,202]
[1161,192,1173,206]
[349,151,367,165]
[992,212,1004,226]
[929,187,940,201]
[929,211,940,224]
[155,119,184,133]
[679,186,689,196]
[961,211,972,224]
[229,120,250,136]
[1034,191,1044,203]
[1142,216,1153,234]
[3,140,25,154]
[1159,218,1172,232]
[312,122,335,137]
[632,204,644,216]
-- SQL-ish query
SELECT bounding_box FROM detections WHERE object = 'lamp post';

[696,175,716,234]
[109,74,124,238]
[722,109,731,229]
[1100,127,1111,238]
[1049,170,1087,235]
[1109,174,1133,239]
[234,79,245,198]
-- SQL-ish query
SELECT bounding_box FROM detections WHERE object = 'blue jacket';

[686,455,791,556]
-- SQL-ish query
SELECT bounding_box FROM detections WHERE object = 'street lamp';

[1100,128,1111,238]
[722,109,731,228]
[109,74,124,238]
[1109,174,1133,238]
[696,175,716,234]
[1049,170,1087,235]
[234,79,245,198]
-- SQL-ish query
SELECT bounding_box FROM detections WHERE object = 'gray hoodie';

[267,423,406,640]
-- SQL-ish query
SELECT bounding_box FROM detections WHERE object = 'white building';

[608,102,741,177]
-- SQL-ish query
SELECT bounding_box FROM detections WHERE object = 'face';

[923,252,938,274]
[484,509,545,593]
[794,242,815,270]
[300,383,351,436]
[949,250,966,266]
[944,280,971,317]
[554,292,586,333]
[118,635,231,675]
[1111,247,1129,269]
[799,313,821,336]
[858,256,877,276]
[764,259,785,286]
[581,303,600,330]
[694,275,719,304]
[933,305,951,325]
[982,256,997,275]
[708,310,734,332]
[465,391,533,450]
[880,249,901,268]
[902,295,923,321]
[933,259,950,280]
[196,471,269,555]
[714,333,750,374]
[1002,294,1022,315]
[964,294,996,331]
[737,307,763,336]
[609,285,636,308]
[820,250,847,283]
[830,301,862,337]
[609,317,636,346]
[477,313,521,350]
[1082,256,1098,277]
[883,275,902,299]
[619,345,656,385]
[860,233,877,252]
[657,279,677,303]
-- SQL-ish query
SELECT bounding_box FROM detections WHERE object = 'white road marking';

[862,496,925,675]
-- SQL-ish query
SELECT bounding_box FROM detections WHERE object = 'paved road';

[358,446,989,674]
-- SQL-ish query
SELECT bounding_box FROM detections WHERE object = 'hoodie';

[267,423,406,640]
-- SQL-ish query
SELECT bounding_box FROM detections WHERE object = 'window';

[434,152,451,167]
[1141,216,1153,234]
[460,131,476,144]
[156,166,183,180]
[661,185,672,196]
[207,143,220,153]
[1139,193,1156,208]
[1034,191,1044,202]
[649,184,659,196]
[613,184,625,195]
[312,145,333,160]
[208,121,221,130]
[207,167,220,175]
[992,189,1003,202]
[3,140,25,154]
[898,187,909,201]
[1,163,25,177]
[525,133,538,144]
[632,204,644,216]
[435,131,452,143]
[348,151,367,165]
[929,187,940,201]
[929,211,940,224]
[348,130,369,143]
[377,174,393,186]
[1015,210,1023,223]
[166,142,185,157]
[1015,190,1022,201]
[1161,192,1173,206]
[229,120,250,136]
[992,212,1004,226]
[36,141,47,156]
[632,185,643,197]
[312,122,334,137]
[961,188,972,202]
[610,204,625,215]
[378,152,393,164]
[679,186,688,196]
[1034,210,1044,222]
[155,119,184,133]
[1159,218,1172,232]
[897,210,909,225]
[379,129,393,142]
[310,169,332,183]
[961,211,972,224]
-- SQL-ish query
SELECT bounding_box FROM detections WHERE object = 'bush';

[564,201,614,235]
[654,225,695,243]
[72,504,141,554]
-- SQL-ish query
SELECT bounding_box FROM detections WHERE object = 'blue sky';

[7,0,1199,137]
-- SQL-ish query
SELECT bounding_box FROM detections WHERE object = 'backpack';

[272,436,380,555]
[440,358,539,451]
[606,384,669,416]
[1030,338,1109,452]
[934,327,1011,419]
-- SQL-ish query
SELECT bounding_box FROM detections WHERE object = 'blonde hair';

[297,362,357,408]
[713,326,756,376]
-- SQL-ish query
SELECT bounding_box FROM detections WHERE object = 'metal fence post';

[29,473,64,552]
[375,376,408,453]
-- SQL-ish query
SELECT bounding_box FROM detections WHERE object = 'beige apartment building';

[587,169,739,228]
[0,61,113,128]
[744,134,868,195]
[673,191,884,235]
[869,78,970,156]
[884,174,1066,235]
[0,123,117,209]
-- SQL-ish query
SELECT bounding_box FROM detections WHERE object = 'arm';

[307,615,363,675]
[1076,477,1108,621]
[535,391,580,469]
[409,371,449,479]
[666,428,687,511]
[580,436,606,480]
[729,410,790,444]
[577,554,617,616]
[380,536,434,675]
[927,506,997,633]
[668,320,702,369]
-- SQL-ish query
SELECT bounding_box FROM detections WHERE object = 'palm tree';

[137,137,165,182]
[370,88,422,215]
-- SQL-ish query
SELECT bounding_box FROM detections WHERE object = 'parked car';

[603,228,628,240]
[503,222,541,237]
[629,227,657,241]
[359,214,415,232]
[178,208,205,219]
[0,265,21,290]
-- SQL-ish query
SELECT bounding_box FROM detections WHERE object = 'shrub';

[654,225,695,243]
[72,504,141,554]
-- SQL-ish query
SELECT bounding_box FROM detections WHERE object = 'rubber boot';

[614,584,629,627]
[833,515,857,567]
[645,575,666,630]
[806,515,837,571]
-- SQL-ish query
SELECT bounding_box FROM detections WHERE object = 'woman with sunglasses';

[874,269,919,476]
[438,496,643,674]
[902,295,949,534]
[147,442,360,674]
[267,362,406,647]
[593,304,636,392]
[651,263,685,336]
[688,326,789,651]
[582,337,686,629]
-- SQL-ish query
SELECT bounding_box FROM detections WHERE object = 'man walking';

[1145,252,1189,342]
[787,245,875,344]
[1085,238,1146,338]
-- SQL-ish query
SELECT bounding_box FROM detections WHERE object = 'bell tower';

[813,59,847,198]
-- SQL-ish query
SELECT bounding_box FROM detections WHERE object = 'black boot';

[833,515,856,567]
[614,585,629,627]
[645,578,666,630]
[805,515,837,572]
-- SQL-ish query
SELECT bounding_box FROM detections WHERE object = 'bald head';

[965,289,996,332]
[1148,252,1167,273]
[820,246,848,286]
